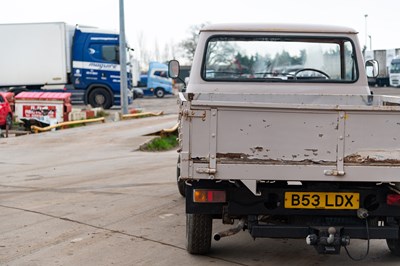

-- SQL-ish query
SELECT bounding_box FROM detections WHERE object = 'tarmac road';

[1,95,400,265]
[372,86,400,96]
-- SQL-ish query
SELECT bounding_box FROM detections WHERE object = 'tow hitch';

[214,218,246,241]
[306,227,350,254]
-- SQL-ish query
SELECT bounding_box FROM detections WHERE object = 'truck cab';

[142,62,173,98]
[187,23,370,95]
[71,26,133,109]
[390,57,400,87]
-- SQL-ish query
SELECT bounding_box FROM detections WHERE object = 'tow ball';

[306,227,350,254]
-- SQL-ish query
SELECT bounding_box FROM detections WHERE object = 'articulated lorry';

[365,48,400,87]
[169,23,400,259]
[0,22,133,109]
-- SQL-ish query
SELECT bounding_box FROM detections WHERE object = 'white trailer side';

[0,22,74,87]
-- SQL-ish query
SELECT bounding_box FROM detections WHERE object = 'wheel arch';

[154,86,165,92]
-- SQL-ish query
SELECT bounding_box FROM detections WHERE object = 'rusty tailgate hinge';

[181,109,206,121]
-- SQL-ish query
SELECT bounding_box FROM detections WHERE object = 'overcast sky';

[0,0,398,62]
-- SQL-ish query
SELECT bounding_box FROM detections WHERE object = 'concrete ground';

[1,93,400,265]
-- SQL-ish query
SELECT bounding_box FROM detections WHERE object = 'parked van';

[138,62,173,98]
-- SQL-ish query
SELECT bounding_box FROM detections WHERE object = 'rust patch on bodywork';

[250,146,264,153]
[345,153,400,165]
[305,148,319,156]
[217,153,245,159]
[211,152,400,166]
[213,153,334,165]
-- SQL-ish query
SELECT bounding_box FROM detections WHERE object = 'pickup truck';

[168,23,400,259]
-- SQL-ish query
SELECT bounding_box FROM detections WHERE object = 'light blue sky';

[0,0,398,61]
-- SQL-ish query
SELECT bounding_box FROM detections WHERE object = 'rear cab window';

[202,35,358,83]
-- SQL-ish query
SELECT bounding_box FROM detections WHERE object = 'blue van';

[142,62,173,98]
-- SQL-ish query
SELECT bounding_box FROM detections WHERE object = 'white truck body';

[364,48,400,87]
[174,23,400,258]
[0,22,74,86]
[391,56,400,87]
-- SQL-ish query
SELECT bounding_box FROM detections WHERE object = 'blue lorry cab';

[71,26,132,109]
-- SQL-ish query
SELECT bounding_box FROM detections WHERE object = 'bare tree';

[154,39,160,62]
[137,31,149,70]
[179,22,209,62]
[170,39,177,60]
[162,43,170,62]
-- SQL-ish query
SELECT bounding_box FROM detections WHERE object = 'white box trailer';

[0,22,74,87]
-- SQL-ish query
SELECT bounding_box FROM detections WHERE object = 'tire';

[177,177,186,197]
[177,157,186,197]
[155,88,165,98]
[186,213,212,254]
[88,88,112,109]
[1,113,12,130]
[5,113,12,129]
[387,239,400,256]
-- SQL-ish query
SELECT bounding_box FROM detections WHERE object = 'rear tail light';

[193,189,226,203]
[387,194,400,206]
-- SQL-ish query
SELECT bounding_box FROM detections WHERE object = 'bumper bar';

[249,225,398,239]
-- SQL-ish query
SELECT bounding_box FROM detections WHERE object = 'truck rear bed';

[179,93,400,193]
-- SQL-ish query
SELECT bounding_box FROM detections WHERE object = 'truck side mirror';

[168,60,180,79]
[365,59,379,78]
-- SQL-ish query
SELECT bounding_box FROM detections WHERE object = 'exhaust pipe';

[213,218,246,241]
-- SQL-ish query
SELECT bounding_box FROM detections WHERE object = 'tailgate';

[179,93,400,192]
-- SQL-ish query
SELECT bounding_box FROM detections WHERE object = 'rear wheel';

[88,88,112,109]
[186,213,212,254]
[155,88,165,98]
[1,113,12,130]
[387,239,400,256]
[177,157,186,197]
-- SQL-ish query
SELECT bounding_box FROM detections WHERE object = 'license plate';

[284,192,359,209]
